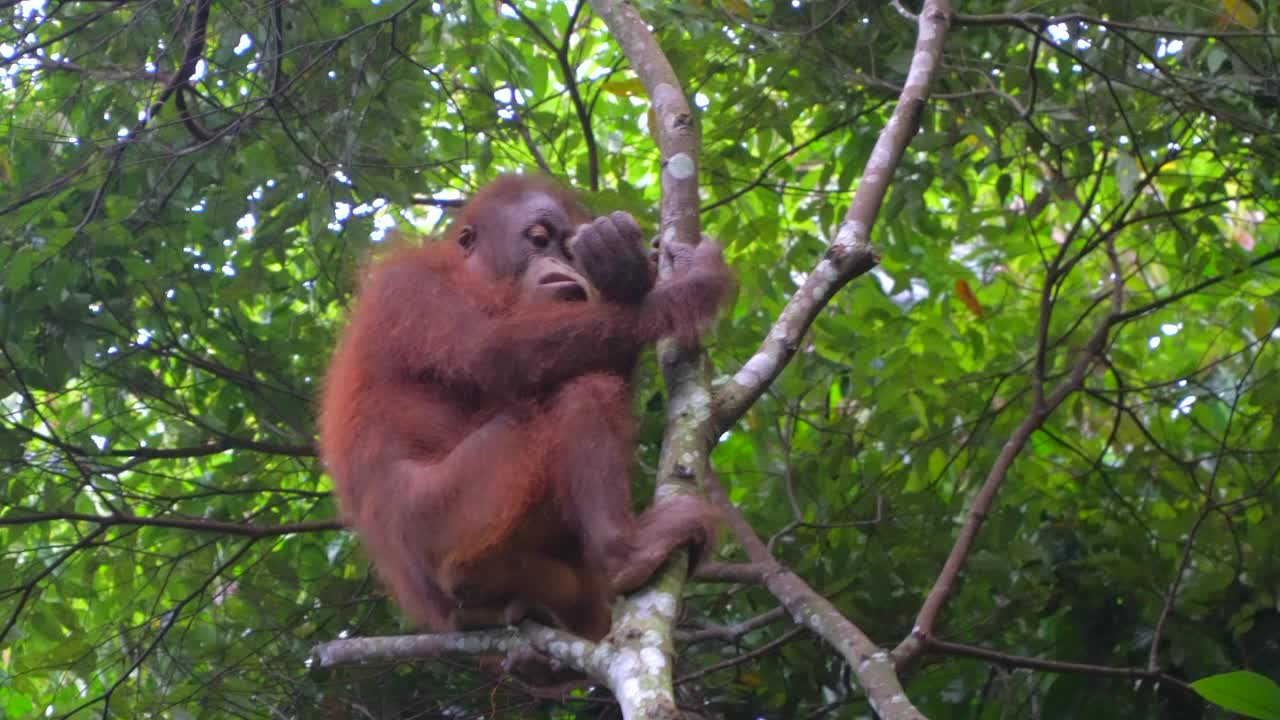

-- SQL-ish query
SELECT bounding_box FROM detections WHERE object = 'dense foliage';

[2,1,1278,717]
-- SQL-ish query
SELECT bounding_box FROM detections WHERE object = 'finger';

[568,221,594,253]
[608,211,644,247]
[602,215,648,271]
[616,233,650,271]
[591,215,624,250]
[570,222,608,275]
[659,244,676,275]
[694,237,724,263]
[664,241,694,262]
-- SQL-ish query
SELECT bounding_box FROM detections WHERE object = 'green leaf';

[1192,671,1280,720]
[1,248,37,291]
[1114,153,1140,197]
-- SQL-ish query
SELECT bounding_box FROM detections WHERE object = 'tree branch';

[71,0,211,235]
[0,511,340,537]
[926,638,1194,692]
[503,1,599,190]
[582,3,727,717]
[703,473,927,719]
[713,0,952,432]
[952,10,1280,39]
[894,231,1128,665]
[312,627,533,667]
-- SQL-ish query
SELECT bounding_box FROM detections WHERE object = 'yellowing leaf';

[723,0,750,17]
[956,279,984,318]
[1253,302,1275,339]
[1221,0,1260,28]
[601,78,645,97]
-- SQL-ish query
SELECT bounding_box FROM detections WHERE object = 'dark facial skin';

[458,190,654,305]
[458,190,590,302]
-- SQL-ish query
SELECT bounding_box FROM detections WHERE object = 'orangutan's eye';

[527,224,551,248]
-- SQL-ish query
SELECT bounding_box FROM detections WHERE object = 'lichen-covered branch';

[585,2,725,717]
[310,575,695,719]
[591,561,693,720]
[703,475,927,720]
[713,0,953,433]
[588,0,700,252]
[311,628,533,668]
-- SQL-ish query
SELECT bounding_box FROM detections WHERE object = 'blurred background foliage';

[1,0,1279,717]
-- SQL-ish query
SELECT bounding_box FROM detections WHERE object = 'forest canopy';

[1,1,1279,718]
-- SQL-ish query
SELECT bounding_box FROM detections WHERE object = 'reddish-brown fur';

[319,176,730,640]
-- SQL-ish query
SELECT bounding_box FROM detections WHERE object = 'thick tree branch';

[582,3,726,718]
[703,3,954,716]
[589,0,700,253]
[313,626,539,667]
[312,580,692,714]
[713,0,952,432]
[704,474,927,719]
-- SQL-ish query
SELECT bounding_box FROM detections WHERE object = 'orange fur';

[319,176,729,639]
